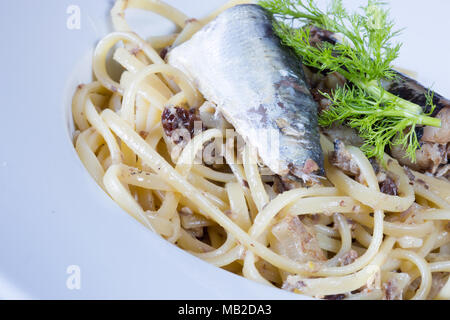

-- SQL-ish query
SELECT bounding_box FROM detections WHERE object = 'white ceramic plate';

[0,0,448,299]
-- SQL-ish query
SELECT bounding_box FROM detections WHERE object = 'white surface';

[0,0,448,299]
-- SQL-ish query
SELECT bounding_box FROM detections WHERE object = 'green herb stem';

[357,80,424,116]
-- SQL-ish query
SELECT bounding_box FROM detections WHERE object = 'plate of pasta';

[1,0,449,299]
[68,0,450,300]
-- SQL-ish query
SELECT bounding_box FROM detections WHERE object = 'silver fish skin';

[167,4,324,180]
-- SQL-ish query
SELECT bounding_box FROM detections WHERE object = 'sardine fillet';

[167,4,323,180]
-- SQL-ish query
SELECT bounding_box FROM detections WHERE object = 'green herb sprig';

[260,0,441,162]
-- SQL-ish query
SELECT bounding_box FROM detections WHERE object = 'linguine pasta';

[71,0,450,300]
